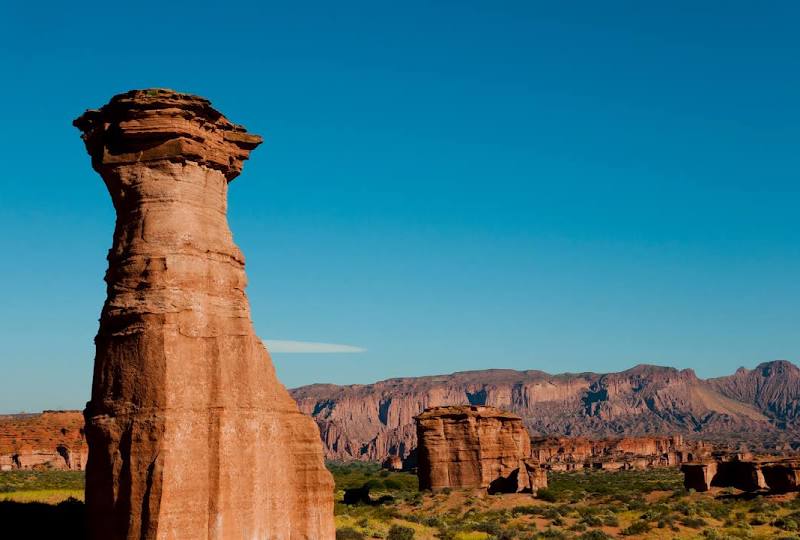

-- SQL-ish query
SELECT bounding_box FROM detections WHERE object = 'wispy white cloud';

[264,340,366,353]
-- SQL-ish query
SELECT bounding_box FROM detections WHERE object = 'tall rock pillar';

[74,89,335,540]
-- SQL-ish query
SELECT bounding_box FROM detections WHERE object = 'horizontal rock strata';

[415,405,546,494]
[530,435,712,471]
[0,411,87,471]
[75,89,334,540]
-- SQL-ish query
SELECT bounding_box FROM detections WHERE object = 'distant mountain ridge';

[290,360,800,461]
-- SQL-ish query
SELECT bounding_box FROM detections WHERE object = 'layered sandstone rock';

[681,462,718,492]
[0,411,87,471]
[681,456,800,493]
[415,405,546,493]
[529,435,710,470]
[74,89,334,540]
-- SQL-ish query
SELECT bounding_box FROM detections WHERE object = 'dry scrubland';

[4,465,800,539]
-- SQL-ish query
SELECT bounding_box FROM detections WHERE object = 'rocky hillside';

[291,361,800,461]
[0,410,86,470]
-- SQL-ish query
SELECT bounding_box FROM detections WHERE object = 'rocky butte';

[74,89,334,540]
[416,405,547,494]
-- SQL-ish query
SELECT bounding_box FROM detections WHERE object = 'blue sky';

[1,1,798,412]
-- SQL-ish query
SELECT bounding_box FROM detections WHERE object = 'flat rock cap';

[74,88,263,181]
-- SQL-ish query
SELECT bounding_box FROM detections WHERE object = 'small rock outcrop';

[681,455,800,493]
[382,455,404,471]
[530,435,710,470]
[0,411,87,471]
[74,89,334,540]
[415,405,546,493]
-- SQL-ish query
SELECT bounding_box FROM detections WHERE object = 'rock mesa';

[415,405,546,494]
[74,89,334,540]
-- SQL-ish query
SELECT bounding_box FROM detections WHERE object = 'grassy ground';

[0,470,84,503]
[3,465,800,539]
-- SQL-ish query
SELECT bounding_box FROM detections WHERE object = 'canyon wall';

[74,89,334,540]
[293,362,799,462]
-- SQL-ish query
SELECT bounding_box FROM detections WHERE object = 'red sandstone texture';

[415,406,547,494]
[292,362,800,462]
[0,411,87,471]
[74,89,334,540]
[681,456,800,493]
[529,435,712,471]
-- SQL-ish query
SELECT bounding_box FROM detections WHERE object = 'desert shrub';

[474,519,502,534]
[336,528,365,540]
[621,520,651,536]
[681,516,707,528]
[602,513,619,527]
[776,515,800,531]
[579,513,603,527]
[578,531,613,540]
[537,529,569,539]
[383,478,402,490]
[512,505,544,516]
[387,524,414,540]
[542,507,560,520]
[536,488,558,502]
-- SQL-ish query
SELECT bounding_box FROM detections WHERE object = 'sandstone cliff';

[292,361,800,462]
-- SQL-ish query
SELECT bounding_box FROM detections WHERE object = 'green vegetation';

[4,465,800,538]
[0,470,84,493]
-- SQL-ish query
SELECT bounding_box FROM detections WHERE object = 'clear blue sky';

[1,1,798,412]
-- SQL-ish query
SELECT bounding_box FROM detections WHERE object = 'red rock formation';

[0,411,87,471]
[415,405,546,494]
[381,455,403,471]
[709,360,800,424]
[681,462,718,492]
[761,461,800,493]
[74,89,334,540]
[529,435,710,470]
[680,456,800,493]
[292,363,794,462]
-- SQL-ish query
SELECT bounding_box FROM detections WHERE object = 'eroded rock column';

[75,89,334,540]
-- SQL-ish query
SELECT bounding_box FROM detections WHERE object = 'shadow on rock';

[0,498,86,539]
